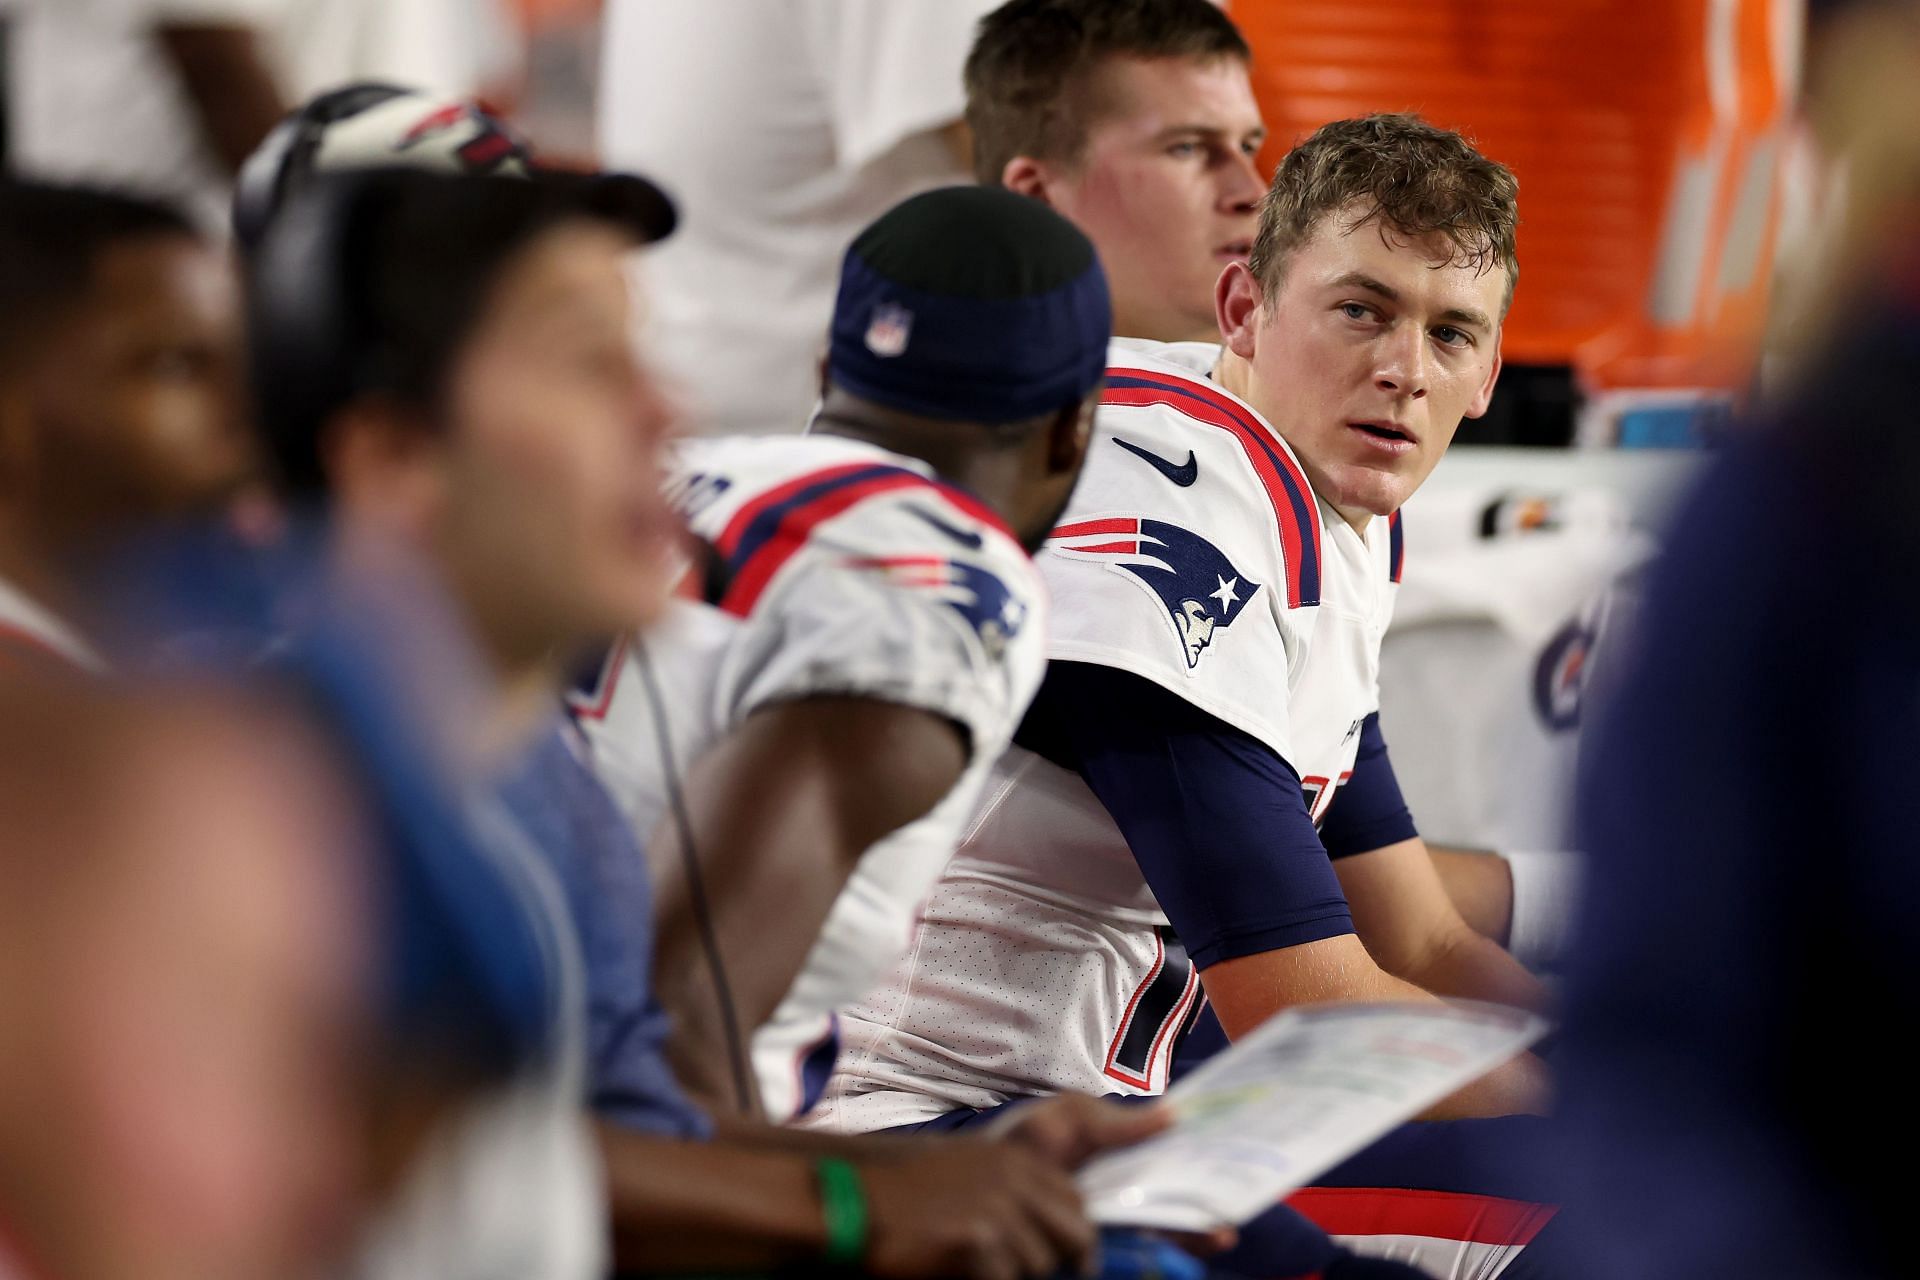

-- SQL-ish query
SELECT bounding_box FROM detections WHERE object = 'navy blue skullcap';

[828,186,1111,424]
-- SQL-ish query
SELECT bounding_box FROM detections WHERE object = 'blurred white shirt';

[0,0,514,232]
[598,0,1003,436]
[2,0,281,229]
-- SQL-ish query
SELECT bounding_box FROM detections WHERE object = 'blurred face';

[1218,202,1507,527]
[431,222,679,661]
[1014,55,1266,342]
[13,236,255,548]
[0,699,371,1280]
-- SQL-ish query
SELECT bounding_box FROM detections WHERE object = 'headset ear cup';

[232,115,306,249]
[231,82,415,250]
[247,173,376,496]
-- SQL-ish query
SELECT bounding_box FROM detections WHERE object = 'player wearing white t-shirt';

[576,185,1112,1124]
[597,0,1010,438]
[1,0,288,231]
[821,115,1551,1139]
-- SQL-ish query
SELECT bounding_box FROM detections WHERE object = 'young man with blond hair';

[820,113,1555,1275]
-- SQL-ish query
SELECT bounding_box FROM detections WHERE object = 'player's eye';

[1338,302,1374,322]
[1166,140,1202,159]
[1432,325,1472,348]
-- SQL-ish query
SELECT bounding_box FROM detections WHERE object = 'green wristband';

[815,1157,869,1267]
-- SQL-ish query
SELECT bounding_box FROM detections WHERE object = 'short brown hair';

[964,0,1250,186]
[1248,113,1520,315]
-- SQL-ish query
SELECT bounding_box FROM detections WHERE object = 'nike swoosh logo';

[904,505,985,550]
[1112,436,1198,487]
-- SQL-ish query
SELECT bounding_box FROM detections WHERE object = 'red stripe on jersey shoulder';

[713,462,1014,617]
[1102,367,1323,608]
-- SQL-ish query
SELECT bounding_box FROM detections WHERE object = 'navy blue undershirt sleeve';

[1317,712,1420,860]
[1014,660,1354,971]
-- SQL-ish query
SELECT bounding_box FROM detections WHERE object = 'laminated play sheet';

[1077,1001,1548,1231]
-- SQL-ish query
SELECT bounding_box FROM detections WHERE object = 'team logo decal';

[1533,615,1594,731]
[1051,517,1261,671]
[396,102,526,173]
[864,303,913,358]
[847,556,1026,661]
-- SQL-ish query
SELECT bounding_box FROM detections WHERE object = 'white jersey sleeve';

[1041,342,1326,768]
[675,435,1042,755]
[577,434,1048,1122]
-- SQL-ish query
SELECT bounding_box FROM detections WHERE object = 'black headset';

[249,161,760,1115]
[232,82,414,250]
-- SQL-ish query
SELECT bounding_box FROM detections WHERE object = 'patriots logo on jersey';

[1050,517,1261,670]
[847,555,1026,661]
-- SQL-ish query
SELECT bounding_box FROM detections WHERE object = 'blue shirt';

[1546,296,1920,1276]
[497,723,711,1140]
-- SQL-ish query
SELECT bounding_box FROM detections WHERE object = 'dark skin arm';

[598,1099,1170,1277]
[157,25,287,176]
[650,695,970,1115]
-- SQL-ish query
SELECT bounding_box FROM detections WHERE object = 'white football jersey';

[573,434,1047,1122]
[814,340,1402,1131]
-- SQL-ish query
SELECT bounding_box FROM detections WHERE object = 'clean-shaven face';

[1038,55,1266,341]
[1223,202,1508,526]
[434,222,681,651]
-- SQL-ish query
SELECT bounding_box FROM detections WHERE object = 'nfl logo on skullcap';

[865,302,913,358]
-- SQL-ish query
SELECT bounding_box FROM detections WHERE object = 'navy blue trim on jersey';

[1389,509,1406,583]
[1014,660,1355,971]
[1319,713,1420,860]
[797,1018,839,1118]
[1104,371,1323,607]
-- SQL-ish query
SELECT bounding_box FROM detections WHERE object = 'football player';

[574,183,1105,1122]
[965,0,1578,962]
[822,113,1550,1127]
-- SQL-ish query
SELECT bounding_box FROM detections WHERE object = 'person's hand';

[992,1094,1170,1169]
[996,1098,1238,1256]
[861,1138,1097,1280]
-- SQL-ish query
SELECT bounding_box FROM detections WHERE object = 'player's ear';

[324,397,447,537]
[1047,389,1097,474]
[1000,156,1053,206]
[1216,261,1264,359]
[1465,344,1503,420]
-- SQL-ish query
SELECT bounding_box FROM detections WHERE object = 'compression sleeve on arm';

[1014,660,1354,971]
[1317,712,1420,860]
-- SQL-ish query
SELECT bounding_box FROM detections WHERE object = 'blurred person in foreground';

[0,178,257,674]
[1539,1,1920,1274]
[248,162,1173,1280]
[0,681,371,1280]
[0,624,598,1280]
[247,162,678,1280]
